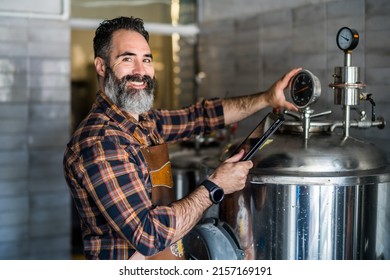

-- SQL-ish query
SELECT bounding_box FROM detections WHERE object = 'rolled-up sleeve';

[155,98,225,142]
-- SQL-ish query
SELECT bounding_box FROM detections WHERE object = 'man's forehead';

[111,30,151,52]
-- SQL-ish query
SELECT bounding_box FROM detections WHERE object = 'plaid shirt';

[63,92,224,259]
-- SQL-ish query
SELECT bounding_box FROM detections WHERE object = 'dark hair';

[93,16,149,63]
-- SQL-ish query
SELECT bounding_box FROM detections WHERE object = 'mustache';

[122,74,154,90]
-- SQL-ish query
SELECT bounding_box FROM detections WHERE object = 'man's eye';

[123,57,133,62]
[144,58,152,63]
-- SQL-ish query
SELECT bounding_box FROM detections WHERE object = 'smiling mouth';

[123,74,154,91]
[128,80,146,89]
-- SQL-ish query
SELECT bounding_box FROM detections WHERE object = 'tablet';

[230,112,284,161]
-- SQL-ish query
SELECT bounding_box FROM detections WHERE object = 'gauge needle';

[341,35,349,41]
[294,86,309,94]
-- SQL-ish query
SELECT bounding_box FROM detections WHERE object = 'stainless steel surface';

[200,130,390,260]
[248,133,387,173]
[332,66,362,106]
[187,27,389,261]
[183,220,245,260]
[330,47,366,138]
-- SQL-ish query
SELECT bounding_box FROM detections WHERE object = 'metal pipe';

[70,18,199,37]
[344,51,352,67]
[330,119,386,132]
[344,105,351,138]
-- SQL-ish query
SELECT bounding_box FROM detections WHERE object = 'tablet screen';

[229,112,284,161]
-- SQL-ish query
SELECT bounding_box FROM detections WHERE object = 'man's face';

[103,30,156,115]
[108,29,155,81]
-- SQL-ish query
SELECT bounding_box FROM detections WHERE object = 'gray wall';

[180,0,390,160]
[0,1,71,259]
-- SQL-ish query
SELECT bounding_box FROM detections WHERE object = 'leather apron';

[131,127,185,260]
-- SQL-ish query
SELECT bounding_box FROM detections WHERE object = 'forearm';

[221,68,302,125]
[222,92,268,125]
[170,186,212,242]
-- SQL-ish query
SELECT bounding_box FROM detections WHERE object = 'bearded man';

[63,16,300,260]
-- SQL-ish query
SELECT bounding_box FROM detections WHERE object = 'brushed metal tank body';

[201,130,390,260]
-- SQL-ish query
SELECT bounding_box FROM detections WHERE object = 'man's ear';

[94,57,106,77]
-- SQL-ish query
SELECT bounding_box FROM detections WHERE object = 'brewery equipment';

[183,27,390,260]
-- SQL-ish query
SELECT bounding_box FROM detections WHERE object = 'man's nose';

[132,60,146,76]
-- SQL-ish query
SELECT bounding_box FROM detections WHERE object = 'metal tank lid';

[251,133,388,172]
[203,132,390,186]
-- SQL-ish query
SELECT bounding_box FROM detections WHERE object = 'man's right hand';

[207,149,253,195]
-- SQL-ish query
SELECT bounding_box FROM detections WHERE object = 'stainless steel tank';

[197,123,390,259]
[190,121,390,260]
[183,27,390,260]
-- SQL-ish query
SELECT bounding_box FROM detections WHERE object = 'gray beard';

[104,69,154,115]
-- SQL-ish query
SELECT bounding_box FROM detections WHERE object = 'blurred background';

[0,0,389,259]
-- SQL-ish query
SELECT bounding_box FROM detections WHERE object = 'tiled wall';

[0,10,71,259]
[179,0,390,160]
[0,0,388,260]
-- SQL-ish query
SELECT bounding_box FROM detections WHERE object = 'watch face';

[211,188,224,203]
[202,180,225,204]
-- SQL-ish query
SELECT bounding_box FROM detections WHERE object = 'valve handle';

[361,93,376,121]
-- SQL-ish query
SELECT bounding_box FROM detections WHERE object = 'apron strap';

[131,123,186,260]
[140,144,175,206]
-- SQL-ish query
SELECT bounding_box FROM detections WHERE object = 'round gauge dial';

[290,69,321,109]
[336,27,359,51]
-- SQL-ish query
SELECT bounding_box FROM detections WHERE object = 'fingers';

[286,67,302,81]
[225,149,254,170]
[272,67,301,111]
[282,68,302,111]
[210,164,251,194]
[283,101,299,112]
[209,150,253,194]
[225,149,245,163]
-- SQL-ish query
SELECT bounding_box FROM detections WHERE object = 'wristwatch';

[202,179,225,204]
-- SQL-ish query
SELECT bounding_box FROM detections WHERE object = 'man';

[63,16,300,260]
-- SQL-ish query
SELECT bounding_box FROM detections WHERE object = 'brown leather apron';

[131,126,185,260]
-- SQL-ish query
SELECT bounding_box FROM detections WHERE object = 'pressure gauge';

[290,69,321,109]
[336,27,359,51]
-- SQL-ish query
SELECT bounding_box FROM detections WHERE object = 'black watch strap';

[202,179,225,204]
